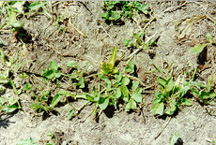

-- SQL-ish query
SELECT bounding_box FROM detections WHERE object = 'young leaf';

[98,97,109,110]
[158,78,166,87]
[122,77,130,86]
[181,98,192,106]
[133,33,142,45]
[136,4,149,14]
[206,33,212,42]
[125,60,134,74]
[121,84,129,101]
[132,93,142,103]
[132,80,139,92]
[123,39,132,47]
[50,94,62,108]
[125,99,137,111]
[113,88,121,98]
[23,83,32,91]
[151,102,164,115]
[2,104,19,113]
[58,89,73,97]
[191,43,209,54]
[109,11,121,20]
[67,61,80,70]
[50,61,58,71]
[166,78,174,92]
[169,133,179,145]
[28,2,44,10]
[98,74,112,91]
[17,137,37,145]
[108,47,117,69]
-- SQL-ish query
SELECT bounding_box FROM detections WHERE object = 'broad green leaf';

[115,72,122,86]
[23,83,32,91]
[191,43,209,54]
[206,33,212,42]
[100,12,109,19]
[50,94,62,108]
[123,39,132,47]
[132,93,142,103]
[3,104,19,113]
[136,4,149,14]
[98,97,109,110]
[151,102,164,115]
[165,99,177,115]
[166,78,174,92]
[50,61,58,71]
[125,60,134,74]
[158,78,166,87]
[28,2,44,10]
[181,98,192,106]
[79,77,85,88]
[109,11,121,20]
[98,74,112,91]
[122,77,130,86]
[67,61,80,70]
[86,93,95,102]
[125,99,137,111]
[113,88,121,98]
[121,84,129,101]
[132,80,139,92]
[169,133,179,145]
[9,98,19,105]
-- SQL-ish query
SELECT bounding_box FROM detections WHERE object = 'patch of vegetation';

[100,1,149,23]
[191,33,216,54]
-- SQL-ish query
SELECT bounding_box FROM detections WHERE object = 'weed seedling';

[191,33,216,54]
[101,1,149,23]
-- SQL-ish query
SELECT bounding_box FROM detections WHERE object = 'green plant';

[78,60,142,113]
[123,32,156,50]
[17,137,37,145]
[191,73,216,105]
[101,47,118,75]
[100,1,149,22]
[152,75,192,116]
[42,61,62,82]
[191,33,216,54]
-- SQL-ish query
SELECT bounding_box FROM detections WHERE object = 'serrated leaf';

[67,61,80,70]
[191,43,209,54]
[50,94,62,108]
[151,102,164,115]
